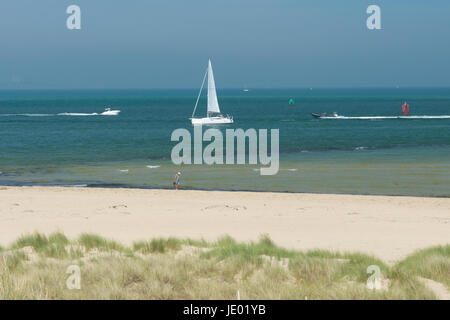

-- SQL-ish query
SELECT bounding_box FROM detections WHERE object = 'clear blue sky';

[1,0,449,89]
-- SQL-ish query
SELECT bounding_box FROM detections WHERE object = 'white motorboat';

[101,108,120,116]
[311,112,339,119]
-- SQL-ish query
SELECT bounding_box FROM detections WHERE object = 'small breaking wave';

[146,165,160,169]
[253,168,297,172]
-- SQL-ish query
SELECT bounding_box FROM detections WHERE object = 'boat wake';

[320,115,450,120]
[0,113,56,117]
[0,111,119,117]
[57,113,99,116]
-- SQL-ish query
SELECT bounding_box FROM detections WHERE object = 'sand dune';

[0,186,448,262]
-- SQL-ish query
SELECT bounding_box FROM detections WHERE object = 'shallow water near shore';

[0,88,449,197]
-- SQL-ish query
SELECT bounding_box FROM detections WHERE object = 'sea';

[0,88,449,197]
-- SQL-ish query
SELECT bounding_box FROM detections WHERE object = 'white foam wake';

[0,113,55,117]
[321,115,450,120]
[57,113,99,116]
[0,112,119,117]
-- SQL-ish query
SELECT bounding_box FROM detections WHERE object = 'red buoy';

[402,102,409,115]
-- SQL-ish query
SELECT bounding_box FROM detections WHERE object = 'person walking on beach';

[173,172,181,190]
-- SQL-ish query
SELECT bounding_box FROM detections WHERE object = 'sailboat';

[191,59,233,125]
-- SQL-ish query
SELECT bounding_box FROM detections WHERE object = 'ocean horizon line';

[1,86,450,92]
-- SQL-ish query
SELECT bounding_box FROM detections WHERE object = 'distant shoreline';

[1,183,448,198]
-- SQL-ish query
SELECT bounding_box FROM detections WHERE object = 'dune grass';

[0,232,447,299]
[133,237,209,254]
[393,245,450,287]
[78,233,125,252]
[10,232,70,259]
[133,237,183,254]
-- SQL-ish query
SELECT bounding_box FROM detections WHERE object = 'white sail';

[207,59,220,115]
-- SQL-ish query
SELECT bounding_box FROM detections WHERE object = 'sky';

[1,0,450,89]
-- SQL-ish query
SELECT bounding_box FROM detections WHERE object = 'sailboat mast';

[192,68,208,118]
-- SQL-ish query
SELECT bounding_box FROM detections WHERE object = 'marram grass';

[0,233,448,300]
[393,245,450,287]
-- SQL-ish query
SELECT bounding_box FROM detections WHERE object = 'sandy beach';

[0,186,448,262]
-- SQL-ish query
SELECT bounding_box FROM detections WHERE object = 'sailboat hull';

[191,116,233,125]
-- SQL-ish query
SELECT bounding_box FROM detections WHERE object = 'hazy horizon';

[2,86,450,92]
[1,0,450,89]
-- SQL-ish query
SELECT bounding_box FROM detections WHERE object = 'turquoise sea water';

[0,88,449,196]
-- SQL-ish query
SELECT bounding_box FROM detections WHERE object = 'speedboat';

[101,108,120,116]
[311,112,339,119]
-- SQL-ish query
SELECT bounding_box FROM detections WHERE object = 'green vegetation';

[394,245,450,287]
[78,233,125,252]
[133,237,182,254]
[0,233,448,299]
[11,232,70,259]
